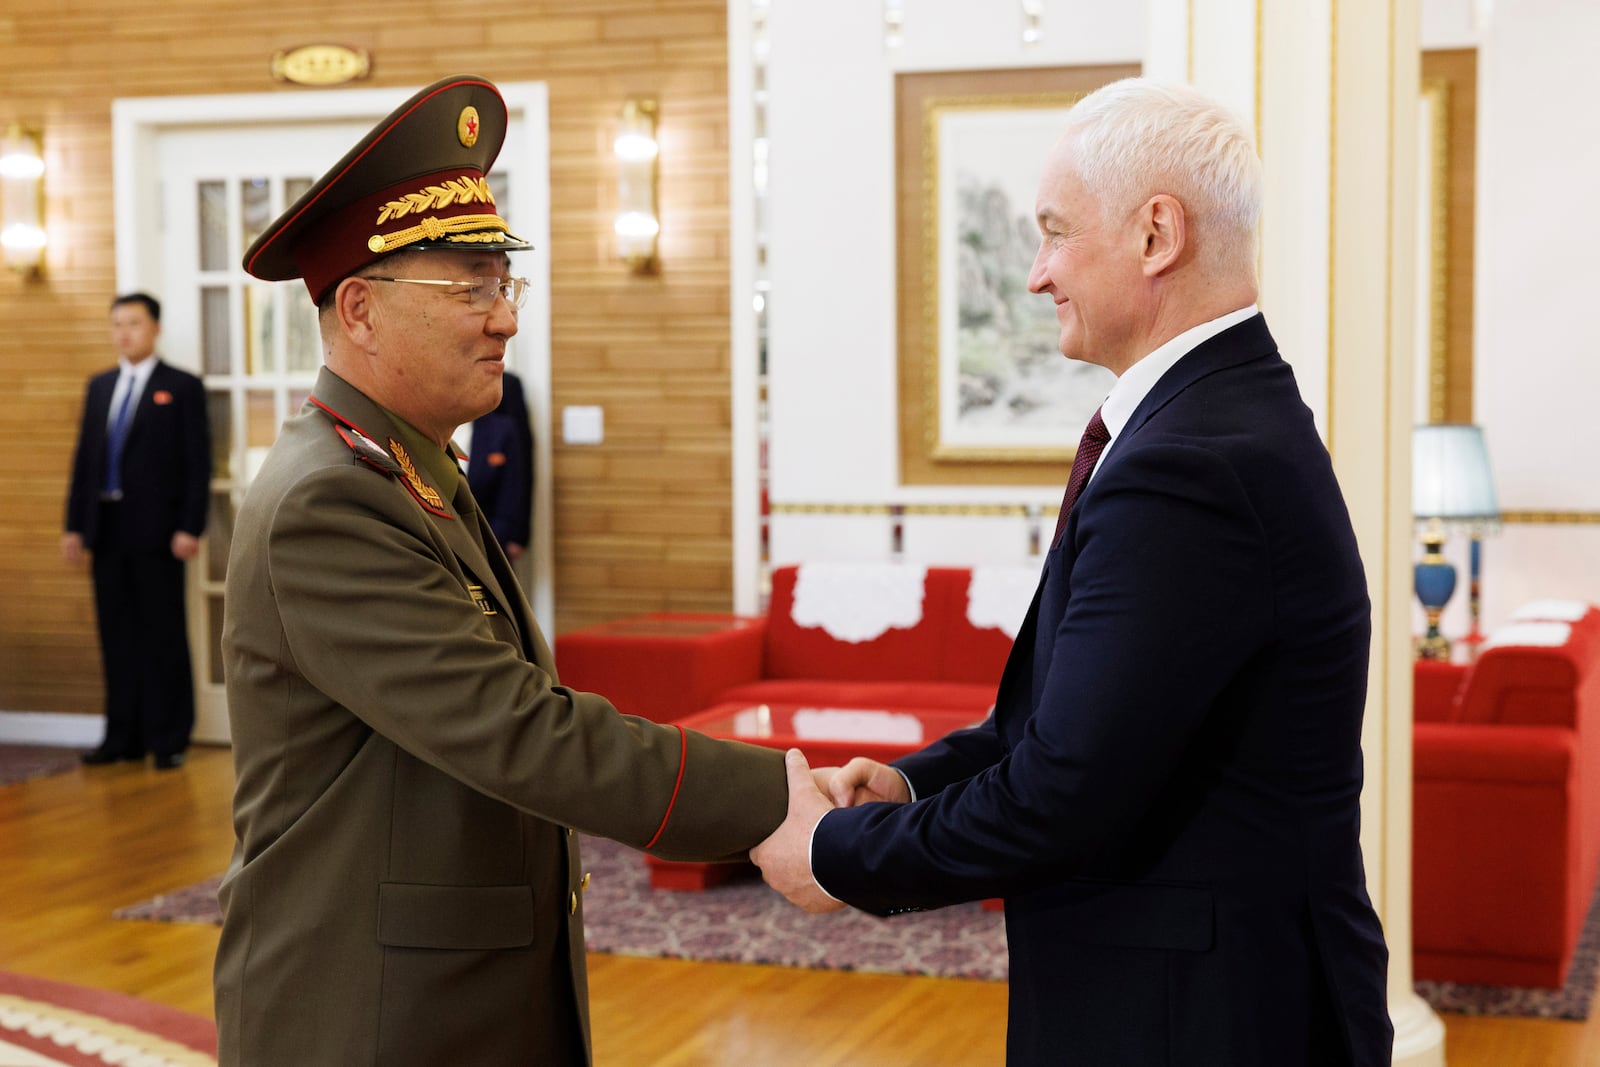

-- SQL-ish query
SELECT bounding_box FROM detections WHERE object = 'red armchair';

[1412,603,1600,988]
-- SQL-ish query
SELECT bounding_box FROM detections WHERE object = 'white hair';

[1064,78,1262,274]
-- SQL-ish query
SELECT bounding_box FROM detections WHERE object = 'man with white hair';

[754,78,1393,1065]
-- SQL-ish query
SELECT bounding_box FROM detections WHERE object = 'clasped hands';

[748,750,909,914]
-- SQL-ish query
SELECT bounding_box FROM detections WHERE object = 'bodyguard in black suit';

[464,368,533,559]
[753,80,1393,1065]
[63,293,210,769]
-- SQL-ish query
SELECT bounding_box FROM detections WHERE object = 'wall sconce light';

[1,124,47,276]
[614,99,660,273]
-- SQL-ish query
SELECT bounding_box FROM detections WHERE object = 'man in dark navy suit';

[464,368,533,560]
[753,79,1393,1065]
[63,292,210,770]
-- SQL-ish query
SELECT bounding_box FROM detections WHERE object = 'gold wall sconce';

[1,124,46,276]
[613,99,660,273]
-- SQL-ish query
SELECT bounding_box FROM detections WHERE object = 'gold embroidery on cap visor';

[365,175,524,256]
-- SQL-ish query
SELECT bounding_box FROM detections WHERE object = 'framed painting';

[897,64,1136,487]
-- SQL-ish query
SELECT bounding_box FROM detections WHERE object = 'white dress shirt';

[107,354,161,430]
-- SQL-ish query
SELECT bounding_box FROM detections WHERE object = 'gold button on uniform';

[580,872,591,892]
[568,891,578,915]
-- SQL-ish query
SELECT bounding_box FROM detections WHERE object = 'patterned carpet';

[0,970,216,1067]
[0,745,86,788]
[116,831,1600,1017]
[116,834,1010,982]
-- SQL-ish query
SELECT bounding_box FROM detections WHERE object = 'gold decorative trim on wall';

[1419,78,1450,424]
[1419,49,1477,425]
[770,503,1031,517]
[1500,511,1600,525]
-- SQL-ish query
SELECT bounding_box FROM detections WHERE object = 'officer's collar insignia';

[388,437,448,513]
[340,425,394,469]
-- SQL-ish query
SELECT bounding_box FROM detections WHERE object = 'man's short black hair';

[111,292,161,323]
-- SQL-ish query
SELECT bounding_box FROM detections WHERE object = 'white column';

[1151,2,1446,1063]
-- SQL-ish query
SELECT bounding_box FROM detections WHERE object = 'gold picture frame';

[896,65,1137,486]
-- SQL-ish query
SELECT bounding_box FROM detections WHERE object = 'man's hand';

[60,532,84,564]
[827,756,911,808]
[751,749,846,913]
[171,532,199,561]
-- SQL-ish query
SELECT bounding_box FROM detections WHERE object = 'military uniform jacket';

[215,368,786,1067]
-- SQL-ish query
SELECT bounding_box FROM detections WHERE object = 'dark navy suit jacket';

[465,370,533,550]
[65,360,210,551]
[812,316,1392,1066]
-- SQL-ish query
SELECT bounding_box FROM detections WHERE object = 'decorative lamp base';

[1413,533,1457,662]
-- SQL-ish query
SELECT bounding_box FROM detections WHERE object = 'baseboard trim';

[0,711,102,747]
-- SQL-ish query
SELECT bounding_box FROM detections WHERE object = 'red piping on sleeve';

[643,726,689,850]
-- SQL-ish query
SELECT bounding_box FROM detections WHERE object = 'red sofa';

[1413,602,1600,988]
[554,563,1029,724]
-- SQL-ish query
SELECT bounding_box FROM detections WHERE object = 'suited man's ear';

[1139,193,1186,277]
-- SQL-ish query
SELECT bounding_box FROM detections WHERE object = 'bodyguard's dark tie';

[103,379,136,496]
[1051,406,1110,548]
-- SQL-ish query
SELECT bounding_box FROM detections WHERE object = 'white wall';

[762,1,1143,562]
[758,0,1600,629]
[1446,0,1600,636]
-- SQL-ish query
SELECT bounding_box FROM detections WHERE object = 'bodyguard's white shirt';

[107,354,160,429]
[806,304,1262,900]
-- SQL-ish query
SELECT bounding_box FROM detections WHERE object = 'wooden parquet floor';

[0,744,1594,1065]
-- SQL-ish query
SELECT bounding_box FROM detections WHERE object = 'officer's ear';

[333,275,381,353]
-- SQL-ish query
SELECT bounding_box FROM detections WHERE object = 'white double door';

[115,85,552,742]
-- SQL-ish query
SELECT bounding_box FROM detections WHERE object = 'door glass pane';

[205,492,234,584]
[285,176,313,205]
[198,181,227,272]
[244,284,276,375]
[288,387,312,415]
[240,176,272,253]
[207,595,226,685]
[245,390,278,484]
[246,390,278,449]
[286,285,320,373]
[201,286,231,376]
[206,390,233,479]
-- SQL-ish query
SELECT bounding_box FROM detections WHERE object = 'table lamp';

[1412,424,1500,660]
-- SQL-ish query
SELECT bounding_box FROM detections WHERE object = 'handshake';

[749,749,909,914]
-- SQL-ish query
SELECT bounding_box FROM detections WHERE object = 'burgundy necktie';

[1051,407,1110,548]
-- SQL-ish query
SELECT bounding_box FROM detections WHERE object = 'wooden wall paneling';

[0,0,736,714]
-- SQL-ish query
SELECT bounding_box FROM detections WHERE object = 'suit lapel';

[1118,313,1277,447]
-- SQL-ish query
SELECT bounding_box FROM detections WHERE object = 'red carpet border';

[0,970,216,1066]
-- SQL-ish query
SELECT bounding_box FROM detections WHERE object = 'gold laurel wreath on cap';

[375,176,495,225]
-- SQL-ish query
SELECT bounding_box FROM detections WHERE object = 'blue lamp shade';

[1413,424,1499,523]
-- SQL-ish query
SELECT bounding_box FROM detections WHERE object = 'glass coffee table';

[647,700,987,890]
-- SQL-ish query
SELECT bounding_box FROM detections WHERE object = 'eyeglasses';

[364,275,530,312]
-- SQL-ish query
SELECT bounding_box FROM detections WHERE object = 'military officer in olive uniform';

[215,75,788,1067]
